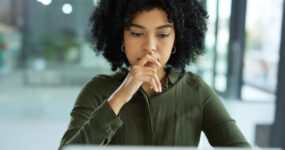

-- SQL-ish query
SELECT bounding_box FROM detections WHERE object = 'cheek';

[123,36,140,65]
[159,40,174,53]
[123,32,139,49]
[159,50,172,63]
[158,39,175,63]
[124,49,138,65]
[160,33,175,48]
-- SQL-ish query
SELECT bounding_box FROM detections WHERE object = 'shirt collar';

[165,66,181,85]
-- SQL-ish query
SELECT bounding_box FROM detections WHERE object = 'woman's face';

[123,8,175,70]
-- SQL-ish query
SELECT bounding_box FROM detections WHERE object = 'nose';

[142,35,156,54]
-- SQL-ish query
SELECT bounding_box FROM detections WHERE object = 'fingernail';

[157,61,161,66]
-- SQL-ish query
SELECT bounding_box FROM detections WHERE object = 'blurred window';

[191,0,231,94]
[242,0,283,101]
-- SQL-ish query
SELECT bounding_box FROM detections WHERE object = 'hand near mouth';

[134,54,162,91]
[107,54,162,116]
[144,61,154,67]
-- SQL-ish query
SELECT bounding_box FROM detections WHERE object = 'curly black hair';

[89,0,208,73]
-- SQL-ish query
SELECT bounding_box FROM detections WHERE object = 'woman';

[59,0,250,149]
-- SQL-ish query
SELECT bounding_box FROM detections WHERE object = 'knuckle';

[132,66,139,72]
[151,69,157,75]
[131,67,139,75]
[133,72,138,77]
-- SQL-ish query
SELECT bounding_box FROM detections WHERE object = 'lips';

[144,61,154,67]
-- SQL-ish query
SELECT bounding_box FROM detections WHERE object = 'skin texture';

[123,8,175,95]
[107,7,175,116]
[104,8,175,144]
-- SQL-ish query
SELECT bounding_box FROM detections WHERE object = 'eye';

[157,33,169,38]
[130,32,143,37]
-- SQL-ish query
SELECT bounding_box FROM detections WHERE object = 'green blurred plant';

[41,33,80,66]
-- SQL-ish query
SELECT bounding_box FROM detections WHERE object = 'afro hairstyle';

[89,0,208,73]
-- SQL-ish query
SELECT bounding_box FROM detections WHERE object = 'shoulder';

[78,68,126,97]
[181,71,217,103]
[88,74,116,86]
[72,72,123,108]
[83,72,122,93]
[181,71,205,91]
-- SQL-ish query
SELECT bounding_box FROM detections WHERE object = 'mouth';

[138,57,160,62]
[144,61,154,67]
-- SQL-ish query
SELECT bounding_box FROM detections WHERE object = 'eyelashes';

[130,32,170,38]
[157,33,169,38]
[130,32,143,37]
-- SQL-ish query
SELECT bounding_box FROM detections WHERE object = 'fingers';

[141,68,161,92]
[151,77,158,92]
[152,71,162,92]
[131,54,163,92]
[140,75,161,92]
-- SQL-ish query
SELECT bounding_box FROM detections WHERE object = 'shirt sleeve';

[199,77,250,147]
[58,77,123,150]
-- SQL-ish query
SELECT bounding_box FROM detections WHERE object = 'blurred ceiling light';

[62,3,73,14]
[37,0,52,5]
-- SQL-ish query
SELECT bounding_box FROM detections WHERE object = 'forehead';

[131,8,173,29]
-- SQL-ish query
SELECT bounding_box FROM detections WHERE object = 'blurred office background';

[0,0,284,149]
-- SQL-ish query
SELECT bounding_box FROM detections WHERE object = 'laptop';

[63,145,282,150]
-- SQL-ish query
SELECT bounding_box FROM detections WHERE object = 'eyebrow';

[130,23,173,29]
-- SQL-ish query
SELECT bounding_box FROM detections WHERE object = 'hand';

[107,54,162,115]
[119,54,162,100]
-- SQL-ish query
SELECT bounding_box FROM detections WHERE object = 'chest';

[111,86,203,145]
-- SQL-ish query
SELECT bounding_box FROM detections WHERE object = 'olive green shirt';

[59,67,249,149]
